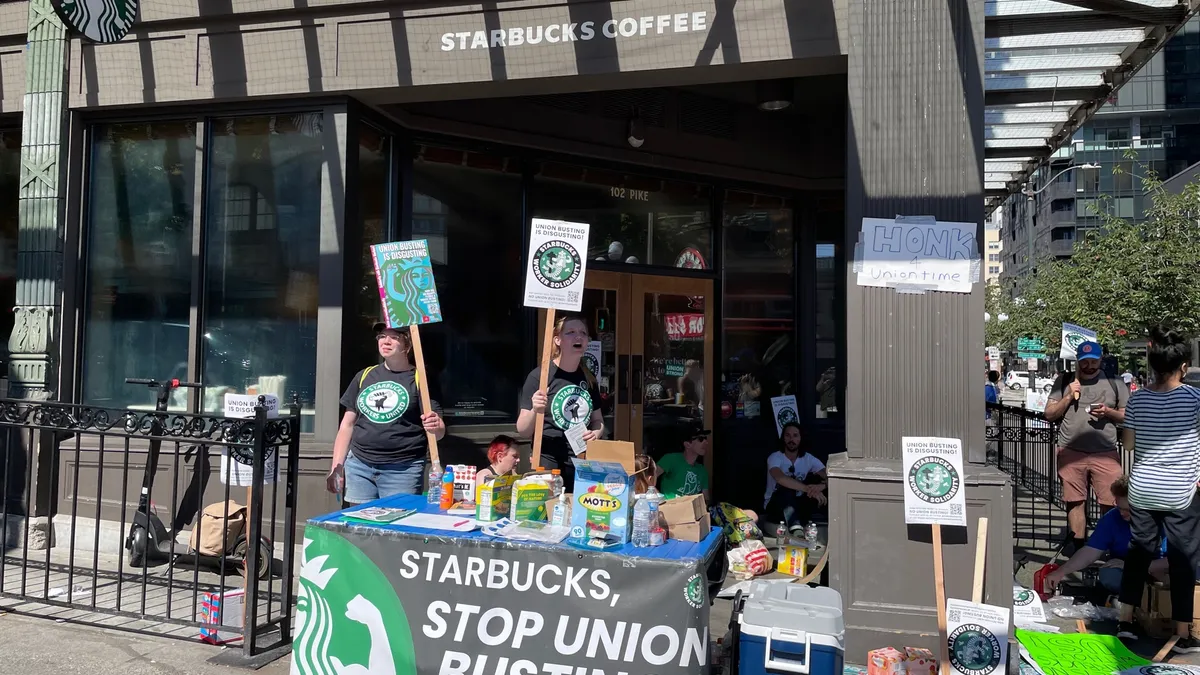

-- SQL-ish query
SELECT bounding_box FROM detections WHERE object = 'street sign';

[1017,351,1044,360]
[1017,337,1045,352]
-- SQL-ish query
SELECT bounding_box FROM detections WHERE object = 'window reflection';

[411,145,524,423]
[533,162,710,267]
[815,208,843,420]
[202,115,322,431]
[721,194,795,420]
[353,126,392,371]
[82,122,196,410]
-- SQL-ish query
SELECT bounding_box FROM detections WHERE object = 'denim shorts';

[344,453,426,504]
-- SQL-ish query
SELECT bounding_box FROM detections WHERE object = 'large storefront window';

[0,130,19,362]
[815,207,843,421]
[202,115,322,430]
[411,145,524,423]
[82,122,196,410]
[718,192,795,506]
[533,162,711,268]
[352,125,392,371]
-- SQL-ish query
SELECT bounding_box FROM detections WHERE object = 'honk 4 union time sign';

[440,11,709,51]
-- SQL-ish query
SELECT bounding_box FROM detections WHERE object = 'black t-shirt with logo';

[519,363,600,463]
[340,366,442,465]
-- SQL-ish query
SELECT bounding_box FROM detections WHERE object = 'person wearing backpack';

[326,322,446,504]
[1044,340,1128,554]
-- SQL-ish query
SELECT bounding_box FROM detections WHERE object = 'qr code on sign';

[567,291,580,304]
[950,504,963,516]
[948,609,961,623]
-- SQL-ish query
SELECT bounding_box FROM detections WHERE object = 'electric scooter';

[123,377,273,580]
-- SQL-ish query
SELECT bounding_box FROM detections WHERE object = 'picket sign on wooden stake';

[933,523,950,675]
[409,324,439,465]
[972,517,989,603]
[530,308,557,469]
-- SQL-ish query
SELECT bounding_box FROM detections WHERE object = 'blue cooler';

[737,583,844,675]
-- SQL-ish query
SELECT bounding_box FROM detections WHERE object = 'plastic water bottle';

[632,498,652,547]
[439,467,455,510]
[805,521,819,545]
[644,486,665,511]
[648,502,665,546]
[427,462,443,505]
[550,469,564,498]
[551,493,571,527]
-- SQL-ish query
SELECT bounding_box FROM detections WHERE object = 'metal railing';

[0,397,299,661]
[986,402,1131,550]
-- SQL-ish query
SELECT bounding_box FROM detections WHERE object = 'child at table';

[475,435,520,490]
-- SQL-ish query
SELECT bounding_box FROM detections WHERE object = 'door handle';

[618,355,629,405]
[632,355,643,405]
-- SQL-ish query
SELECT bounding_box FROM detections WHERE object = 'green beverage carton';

[569,461,634,545]
[511,475,552,521]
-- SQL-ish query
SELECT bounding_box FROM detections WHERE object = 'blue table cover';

[309,493,723,563]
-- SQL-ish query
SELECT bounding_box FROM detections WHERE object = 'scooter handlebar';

[126,378,156,385]
[125,378,203,389]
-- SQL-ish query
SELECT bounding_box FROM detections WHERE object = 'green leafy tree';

[999,168,1200,354]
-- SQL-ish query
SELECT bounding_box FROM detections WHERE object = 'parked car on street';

[1006,371,1055,393]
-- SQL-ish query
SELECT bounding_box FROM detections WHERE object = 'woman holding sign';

[327,323,446,504]
[517,315,604,492]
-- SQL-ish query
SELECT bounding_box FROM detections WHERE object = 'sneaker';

[1172,637,1200,654]
[1116,622,1143,641]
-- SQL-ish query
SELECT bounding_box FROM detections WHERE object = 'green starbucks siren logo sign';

[777,407,798,427]
[550,385,593,430]
[1013,589,1035,607]
[1139,667,1193,675]
[908,456,960,504]
[533,241,581,289]
[51,0,140,44]
[356,381,410,424]
[292,528,416,675]
[948,624,1002,675]
[683,573,704,609]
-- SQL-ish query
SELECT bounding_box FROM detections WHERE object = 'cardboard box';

[583,439,636,472]
[904,647,938,675]
[667,512,711,542]
[199,588,245,645]
[512,478,552,521]
[475,474,516,522]
[776,545,807,576]
[569,461,634,545]
[660,494,708,524]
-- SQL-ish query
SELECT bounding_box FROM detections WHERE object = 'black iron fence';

[986,402,1132,550]
[0,396,299,661]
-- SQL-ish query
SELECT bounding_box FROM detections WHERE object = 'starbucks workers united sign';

[51,0,140,44]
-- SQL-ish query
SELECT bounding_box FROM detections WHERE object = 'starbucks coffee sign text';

[441,12,708,51]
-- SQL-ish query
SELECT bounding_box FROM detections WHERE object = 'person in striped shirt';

[1115,326,1200,651]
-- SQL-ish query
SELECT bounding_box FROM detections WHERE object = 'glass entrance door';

[540,272,714,466]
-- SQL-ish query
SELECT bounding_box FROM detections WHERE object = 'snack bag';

[710,502,762,544]
[727,539,772,579]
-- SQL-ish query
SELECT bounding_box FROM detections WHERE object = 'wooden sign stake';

[408,324,439,465]
[1153,636,1180,662]
[933,523,950,675]
[530,308,556,469]
[972,517,989,604]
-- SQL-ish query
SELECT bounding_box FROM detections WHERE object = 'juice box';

[569,461,634,545]
[475,474,516,522]
[776,545,808,576]
[511,477,551,521]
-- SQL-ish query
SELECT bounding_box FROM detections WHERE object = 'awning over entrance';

[984,0,1200,211]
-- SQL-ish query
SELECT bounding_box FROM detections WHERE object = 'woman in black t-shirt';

[326,323,446,504]
[517,315,603,492]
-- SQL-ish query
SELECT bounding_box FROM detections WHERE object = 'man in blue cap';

[1045,340,1129,554]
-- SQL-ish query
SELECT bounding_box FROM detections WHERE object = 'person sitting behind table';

[763,422,827,535]
[474,435,520,489]
[633,454,657,495]
[1045,476,1168,594]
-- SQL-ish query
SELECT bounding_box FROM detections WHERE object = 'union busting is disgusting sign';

[291,523,716,675]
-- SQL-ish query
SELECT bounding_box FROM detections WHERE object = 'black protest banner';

[292,522,718,675]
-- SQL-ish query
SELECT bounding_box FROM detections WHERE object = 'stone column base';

[828,455,1012,657]
[2,514,55,552]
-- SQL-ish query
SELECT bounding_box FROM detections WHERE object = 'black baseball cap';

[372,322,409,334]
[684,422,711,440]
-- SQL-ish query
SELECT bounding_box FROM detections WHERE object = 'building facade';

[1000,17,1200,283]
[0,0,1006,652]
[985,210,1004,283]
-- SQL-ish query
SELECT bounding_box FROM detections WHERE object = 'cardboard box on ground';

[1136,582,1200,637]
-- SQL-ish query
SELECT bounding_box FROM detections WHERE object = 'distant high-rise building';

[985,210,1004,284]
[999,18,1200,286]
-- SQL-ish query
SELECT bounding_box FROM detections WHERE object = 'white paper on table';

[1012,584,1047,624]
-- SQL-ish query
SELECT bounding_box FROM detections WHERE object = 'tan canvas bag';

[189,500,247,556]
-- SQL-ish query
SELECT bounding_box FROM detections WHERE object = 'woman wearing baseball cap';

[326,322,446,504]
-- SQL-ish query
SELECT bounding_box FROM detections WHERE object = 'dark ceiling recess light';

[756,79,793,111]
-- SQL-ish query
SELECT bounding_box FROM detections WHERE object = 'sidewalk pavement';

[0,609,292,675]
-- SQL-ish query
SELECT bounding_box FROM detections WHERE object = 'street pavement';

[0,609,291,674]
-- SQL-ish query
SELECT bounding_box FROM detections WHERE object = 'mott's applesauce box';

[475,474,516,522]
[569,461,634,544]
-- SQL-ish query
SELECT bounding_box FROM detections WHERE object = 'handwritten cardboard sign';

[856,216,978,294]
